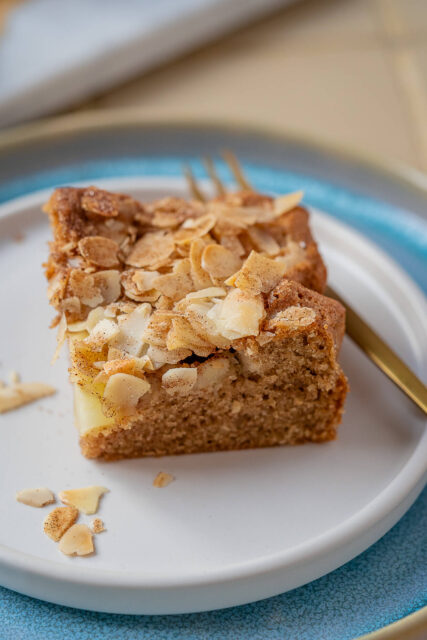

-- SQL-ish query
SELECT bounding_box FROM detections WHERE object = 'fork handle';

[326,286,427,415]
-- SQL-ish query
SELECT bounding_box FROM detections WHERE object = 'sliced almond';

[141,310,174,349]
[174,214,216,244]
[189,239,212,289]
[81,187,119,217]
[0,382,56,414]
[111,303,152,356]
[201,244,242,281]
[16,487,55,508]
[44,506,78,541]
[195,358,231,389]
[59,486,109,515]
[91,518,105,534]
[85,318,120,350]
[153,472,175,488]
[226,251,286,295]
[51,313,67,364]
[207,289,265,340]
[152,258,193,300]
[126,231,175,268]
[246,227,280,255]
[166,317,212,352]
[103,373,150,411]
[219,234,246,257]
[103,355,153,378]
[273,191,304,217]
[162,367,197,395]
[146,345,192,366]
[58,524,94,556]
[185,287,226,300]
[68,269,103,307]
[78,236,119,267]
[93,270,121,304]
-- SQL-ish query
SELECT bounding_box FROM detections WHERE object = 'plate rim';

[0,111,427,204]
[0,179,425,603]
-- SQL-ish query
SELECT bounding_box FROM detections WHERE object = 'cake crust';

[43,186,347,460]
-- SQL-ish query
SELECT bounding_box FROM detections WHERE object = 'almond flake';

[93,270,121,304]
[16,487,55,508]
[227,251,286,295]
[207,289,265,340]
[69,270,103,307]
[44,506,78,541]
[51,313,67,364]
[81,187,119,217]
[0,382,56,414]
[153,472,175,488]
[219,234,246,257]
[59,486,109,515]
[273,191,304,217]
[201,244,242,281]
[166,317,211,352]
[174,214,216,244]
[146,345,192,366]
[85,318,120,349]
[103,355,153,378]
[162,367,197,395]
[58,524,94,556]
[196,358,231,389]
[91,518,105,534]
[78,236,119,267]
[111,304,152,356]
[126,231,174,268]
[247,227,280,255]
[141,311,174,349]
[152,259,193,300]
[189,239,212,289]
[103,373,150,411]
[185,287,226,300]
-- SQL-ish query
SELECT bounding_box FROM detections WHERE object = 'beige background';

[2,0,427,171]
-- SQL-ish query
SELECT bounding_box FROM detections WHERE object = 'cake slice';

[44,186,347,460]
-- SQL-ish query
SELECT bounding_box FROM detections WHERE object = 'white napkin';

[0,0,292,127]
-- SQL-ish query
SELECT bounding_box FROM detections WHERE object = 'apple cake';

[44,186,347,460]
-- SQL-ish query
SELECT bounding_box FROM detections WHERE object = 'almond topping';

[59,486,109,515]
[273,191,304,217]
[51,313,67,364]
[44,506,78,541]
[103,373,150,411]
[0,382,56,414]
[162,367,197,395]
[226,251,286,295]
[92,270,121,304]
[58,524,94,556]
[201,244,242,281]
[81,187,119,217]
[16,487,55,508]
[174,214,216,244]
[153,472,175,488]
[152,258,193,301]
[189,239,212,289]
[78,236,119,267]
[68,270,103,307]
[126,231,174,268]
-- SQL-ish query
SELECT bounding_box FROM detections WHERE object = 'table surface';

[2,0,427,173]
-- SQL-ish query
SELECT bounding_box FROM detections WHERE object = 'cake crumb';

[153,472,175,488]
[43,506,78,541]
[91,518,105,534]
[59,485,109,515]
[16,487,55,508]
[58,524,94,556]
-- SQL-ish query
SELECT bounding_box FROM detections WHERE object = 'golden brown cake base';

[80,282,348,460]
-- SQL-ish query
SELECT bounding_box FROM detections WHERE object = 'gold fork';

[184,152,427,415]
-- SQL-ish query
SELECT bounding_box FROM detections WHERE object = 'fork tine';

[222,150,252,191]
[183,164,206,202]
[203,157,226,196]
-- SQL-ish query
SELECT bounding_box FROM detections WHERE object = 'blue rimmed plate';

[0,116,426,639]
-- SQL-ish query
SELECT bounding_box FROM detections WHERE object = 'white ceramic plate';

[0,178,426,615]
